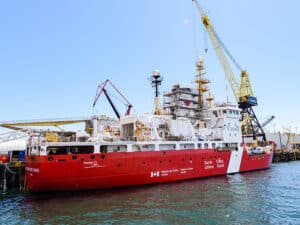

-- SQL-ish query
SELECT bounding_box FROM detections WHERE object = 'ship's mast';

[150,70,164,115]
[162,59,215,123]
[195,58,214,110]
[206,92,214,109]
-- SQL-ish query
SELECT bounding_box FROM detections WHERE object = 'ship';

[23,59,274,192]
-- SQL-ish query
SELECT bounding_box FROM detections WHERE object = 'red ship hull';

[239,149,273,172]
[25,148,273,192]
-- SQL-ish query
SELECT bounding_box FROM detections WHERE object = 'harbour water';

[1,162,300,225]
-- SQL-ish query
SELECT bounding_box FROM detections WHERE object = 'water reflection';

[1,163,300,224]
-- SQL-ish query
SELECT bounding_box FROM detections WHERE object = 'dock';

[273,150,300,163]
[0,163,25,192]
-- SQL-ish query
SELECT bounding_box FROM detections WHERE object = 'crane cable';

[192,2,199,59]
[192,0,243,72]
[204,28,208,53]
[107,89,129,108]
[210,25,243,72]
[192,1,209,57]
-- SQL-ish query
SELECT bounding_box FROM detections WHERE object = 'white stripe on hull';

[226,147,243,174]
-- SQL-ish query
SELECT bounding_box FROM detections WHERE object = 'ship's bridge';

[210,104,240,119]
[198,103,241,142]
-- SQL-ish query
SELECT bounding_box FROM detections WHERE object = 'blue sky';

[0,0,299,133]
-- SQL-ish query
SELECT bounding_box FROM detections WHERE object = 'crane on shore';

[192,0,267,142]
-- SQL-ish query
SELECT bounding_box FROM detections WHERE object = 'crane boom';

[192,0,256,106]
[192,0,239,102]
[102,88,121,119]
[261,115,275,128]
[93,79,133,119]
[192,0,266,142]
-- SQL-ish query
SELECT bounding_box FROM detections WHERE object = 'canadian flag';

[184,100,191,106]
[151,171,160,177]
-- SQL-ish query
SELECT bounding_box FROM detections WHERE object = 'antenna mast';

[150,70,164,115]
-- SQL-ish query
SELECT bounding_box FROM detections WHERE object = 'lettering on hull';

[25,167,40,173]
[83,161,101,169]
[161,169,179,177]
[204,158,225,170]
[153,168,194,177]
[180,167,193,174]
[204,160,214,170]
[216,158,224,168]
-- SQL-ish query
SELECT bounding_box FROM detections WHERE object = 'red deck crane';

[92,79,132,119]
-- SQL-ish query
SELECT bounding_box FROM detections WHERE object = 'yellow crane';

[192,0,266,142]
